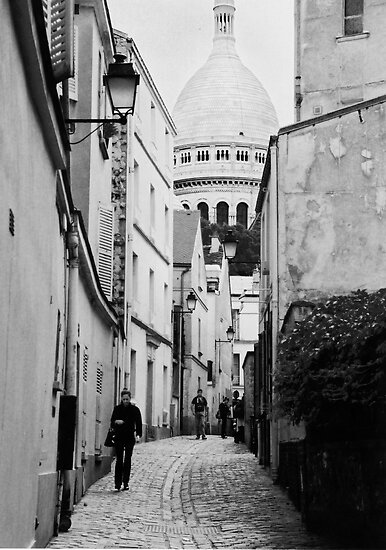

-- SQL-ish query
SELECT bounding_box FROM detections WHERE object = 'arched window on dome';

[217,150,220,161]
[197,202,209,221]
[236,151,240,161]
[216,202,229,226]
[206,150,210,161]
[236,203,248,227]
[197,151,201,162]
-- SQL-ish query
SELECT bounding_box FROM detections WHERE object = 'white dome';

[173,2,278,147]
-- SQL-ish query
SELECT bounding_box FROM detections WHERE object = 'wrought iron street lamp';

[215,325,235,345]
[66,56,140,127]
[221,230,238,260]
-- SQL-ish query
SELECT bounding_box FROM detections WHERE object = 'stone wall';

[279,439,386,548]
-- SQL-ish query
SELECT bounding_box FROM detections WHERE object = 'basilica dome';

[173,2,278,147]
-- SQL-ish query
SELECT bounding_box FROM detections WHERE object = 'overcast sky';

[108,0,295,127]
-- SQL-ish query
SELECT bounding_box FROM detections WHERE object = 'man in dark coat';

[191,388,208,439]
[219,396,230,438]
[110,389,142,491]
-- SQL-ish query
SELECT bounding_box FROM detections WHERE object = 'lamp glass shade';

[186,291,197,312]
[226,325,235,341]
[104,63,140,115]
[222,230,238,260]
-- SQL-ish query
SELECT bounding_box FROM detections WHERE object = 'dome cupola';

[172,0,278,147]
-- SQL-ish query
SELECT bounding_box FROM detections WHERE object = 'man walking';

[191,388,208,440]
[110,389,142,491]
[219,396,230,439]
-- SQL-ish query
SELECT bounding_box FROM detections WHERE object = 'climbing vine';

[275,289,386,438]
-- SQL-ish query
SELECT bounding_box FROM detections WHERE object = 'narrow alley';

[47,436,347,549]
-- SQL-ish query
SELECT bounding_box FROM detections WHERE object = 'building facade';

[173,211,233,434]
[172,0,278,228]
[112,32,176,440]
[0,0,125,546]
[257,93,386,478]
[294,0,386,121]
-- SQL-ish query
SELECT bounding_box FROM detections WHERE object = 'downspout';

[123,92,135,396]
[294,0,303,122]
[179,267,190,433]
[270,139,280,483]
[58,213,79,531]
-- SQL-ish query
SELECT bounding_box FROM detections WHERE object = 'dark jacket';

[219,401,230,419]
[110,402,142,443]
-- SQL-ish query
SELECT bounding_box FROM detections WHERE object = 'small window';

[344,0,363,35]
[198,202,209,220]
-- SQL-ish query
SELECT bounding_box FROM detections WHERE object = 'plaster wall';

[74,274,116,472]
[277,100,386,318]
[125,48,174,437]
[70,6,114,257]
[0,5,66,546]
[296,0,386,120]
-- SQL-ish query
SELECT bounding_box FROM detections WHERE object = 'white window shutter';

[98,204,114,300]
[43,0,74,83]
[68,25,78,101]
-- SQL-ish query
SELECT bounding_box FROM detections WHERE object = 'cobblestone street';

[47,436,347,549]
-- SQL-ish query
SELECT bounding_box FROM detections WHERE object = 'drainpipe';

[122,43,135,396]
[58,214,79,531]
[65,217,79,396]
[270,139,280,483]
[294,0,303,122]
[179,267,190,433]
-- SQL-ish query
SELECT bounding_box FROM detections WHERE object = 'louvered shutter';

[43,0,74,83]
[68,25,78,100]
[98,204,114,300]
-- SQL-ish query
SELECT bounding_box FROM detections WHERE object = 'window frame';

[343,0,364,36]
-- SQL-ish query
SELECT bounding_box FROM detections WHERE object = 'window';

[149,269,155,318]
[236,203,248,227]
[197,149,210,162]
[344,0,363,35]
[164,206,170,248]
[134,161,140,209]
[132,253,138,301]
[150,184,155,232]
[198,318,202,356]
[233,354,240,385]
[216,202,229,225]
[197,202,209,220]
[130,350,137,397]
[150,101,156,143]
[207,360,213,382]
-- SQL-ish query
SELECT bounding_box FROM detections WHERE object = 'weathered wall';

[0,4,67,546]
[296,0,386,119]
[277,100,386,318]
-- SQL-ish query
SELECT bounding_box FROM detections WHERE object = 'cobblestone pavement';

[47,436,350,549]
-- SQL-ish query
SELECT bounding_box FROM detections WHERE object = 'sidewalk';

[47,436,346,549]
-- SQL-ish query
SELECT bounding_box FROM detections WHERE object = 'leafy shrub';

[275,289,386,439]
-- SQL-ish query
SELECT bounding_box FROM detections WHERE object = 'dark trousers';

[114,440,135,488]
[221,417,228,438]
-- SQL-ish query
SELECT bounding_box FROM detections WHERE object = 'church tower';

[172,0,278,227]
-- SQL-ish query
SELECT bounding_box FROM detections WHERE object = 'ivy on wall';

[275,289,386,438]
